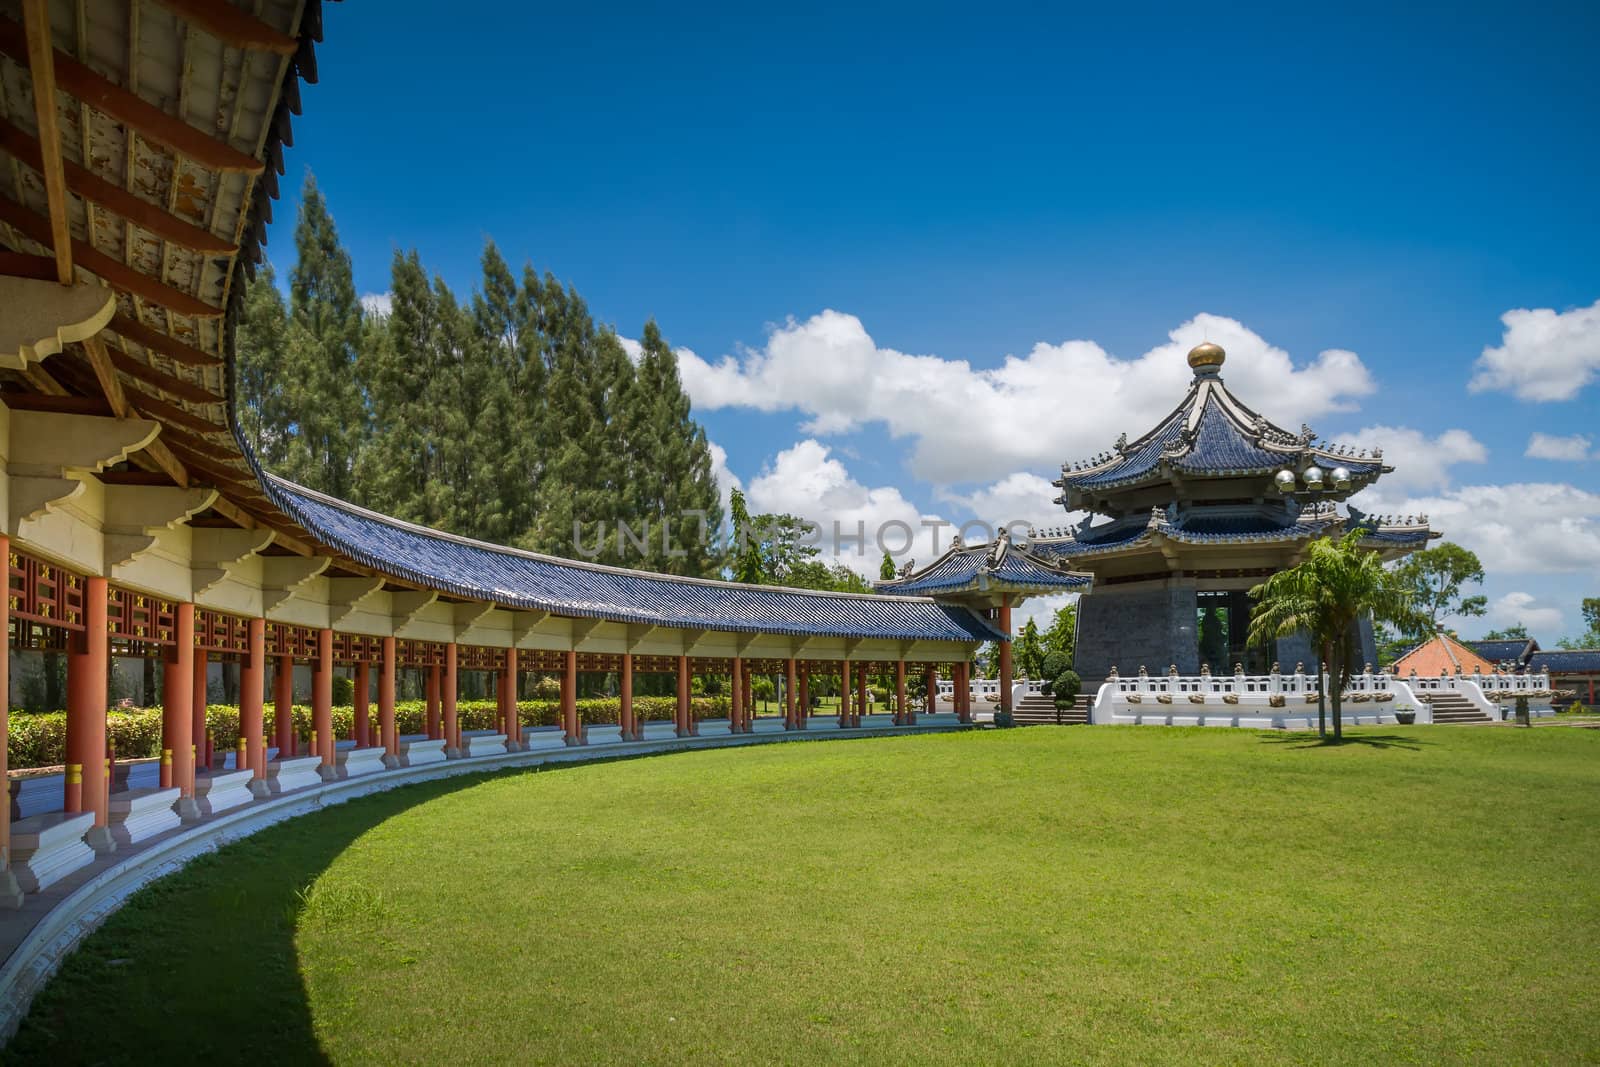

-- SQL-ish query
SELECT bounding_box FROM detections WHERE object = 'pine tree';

[630,320,724,576]
[357,249,436,523]
[879,550,897,581]
[282,173,365,498]
[235,262,291,466]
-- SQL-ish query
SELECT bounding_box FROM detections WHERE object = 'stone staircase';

[1428,692,1492,724]
[1013,692,1091,725]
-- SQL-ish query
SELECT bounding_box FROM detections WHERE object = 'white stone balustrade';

[458,731,510,757]
[194,769,255,817]
[335,747,388,780]
[397,736,448,767]
[9,812,97,893]
[107,787,182,848]
[265,755,325,795]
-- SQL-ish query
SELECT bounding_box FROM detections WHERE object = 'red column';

[730,658,744,734]
[506,647,521,748]
[921,665,935,723]
[162,603,194,795]
[563,650,582,745]
[65,578,110,844]
[675,655,691,738]
[273,654,294,757]
[785,658,797,733]
[353,660,371,747]
[425,663,441,740]
[442,644,458,753]
[855,663,867,727]
[621,653,636,740]
[379,636,397,762]
[895,660,907,726]
[998,594,1014,718]
[839,661,851,728]
[313,628,334,771]
[242,618,266,780]
[743,671,752,725]
[797,666,810,729]
[192,645,208,773]
[0,537,12,901]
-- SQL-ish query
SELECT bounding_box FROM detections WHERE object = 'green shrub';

[332,676,355,705]
[1041,652,1071,686]
[1053,669,1082,710]
[6,693,736,769]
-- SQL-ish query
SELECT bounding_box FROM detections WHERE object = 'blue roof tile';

[263,476,1002,643]
[875,540,1092,597]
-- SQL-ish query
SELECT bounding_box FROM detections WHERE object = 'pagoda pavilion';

[1029,341,1438,688]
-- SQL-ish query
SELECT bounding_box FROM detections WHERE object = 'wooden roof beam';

[150,0,300,56]
[108,312,219,367]
[19,0,70,284]
[0,17,265,175]
[102,342,217,404]
[81,334,190,488]
[0,197,222,318]
[0,118,235,254]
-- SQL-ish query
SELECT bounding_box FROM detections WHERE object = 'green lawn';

[12,727,1600,1064]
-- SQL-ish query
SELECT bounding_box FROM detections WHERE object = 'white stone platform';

[398,736,448,767]
[335,746,387,779]
[194,769,255,817]
[265,755,324,794]
[107,788,182,848]
[9,811,97,893]
[458,731,509,757]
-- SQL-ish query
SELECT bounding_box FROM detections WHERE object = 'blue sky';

[276,2,1599,642]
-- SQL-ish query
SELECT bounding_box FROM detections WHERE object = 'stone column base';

[0,866,23,909]
[84,823,116,856]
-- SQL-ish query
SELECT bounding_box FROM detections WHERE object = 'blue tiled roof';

[1171,402,1284,475]
[1031,508,1432,557]
[1057,377,1387,493]
[262,476,1003,642]
[1530,649,1600,674]
[1464,639,1537,665]
[875,541,1091,597]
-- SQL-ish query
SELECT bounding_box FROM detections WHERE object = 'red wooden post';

[162,601,193,796]
[797,666,810,729]
[443,644,459,753]
[425,663,441,740]
[785,658,797,733]
[379,636,397,763]
[731,657,744,734]
[998,594,1014,718]
[563,650,582,746]
[241,618,265,779]
[0,535,12,899]
[506,647,521,748]
[895,660,907,726]
[65,577,110,847]
[191,644,208,778]
[313,628,334,771]
[621,653,636,740]
[839,661,851,728]
[273,653,294,757]
[353,660,371,748]
[675,655,691,738]
[855,663,867,728]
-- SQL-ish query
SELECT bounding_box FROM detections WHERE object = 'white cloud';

[1363,482,1600,578]
[1487,591,1564,635]
[1469,298,1600,402]
[706,440,742,518]
[618,336,644,363]
[1347,425,1487,498]
[1525,432,1595,461]
[679,310,1377,485]
[360,291,392,318]
[744,440,1077,580]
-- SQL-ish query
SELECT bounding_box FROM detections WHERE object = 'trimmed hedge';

[6,694,732,770]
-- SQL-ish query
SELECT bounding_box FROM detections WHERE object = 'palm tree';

[1248,531,1426,740]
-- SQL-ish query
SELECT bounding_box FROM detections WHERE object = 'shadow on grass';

[1257,731,1434,751]
[6,766,540,1065]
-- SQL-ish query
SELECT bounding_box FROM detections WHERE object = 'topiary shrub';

[332,675,355,705]
[1052,669,1081,710]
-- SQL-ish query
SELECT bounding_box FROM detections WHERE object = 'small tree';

[1053,669,1081,716]
[1250,531,1426,741]
[1015,619,1045,680]
[879,550,897,582]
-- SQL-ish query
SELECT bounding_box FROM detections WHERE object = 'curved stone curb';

[0,720,962,1044]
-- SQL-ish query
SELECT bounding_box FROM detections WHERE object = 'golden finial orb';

[1187,341,1226,372]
